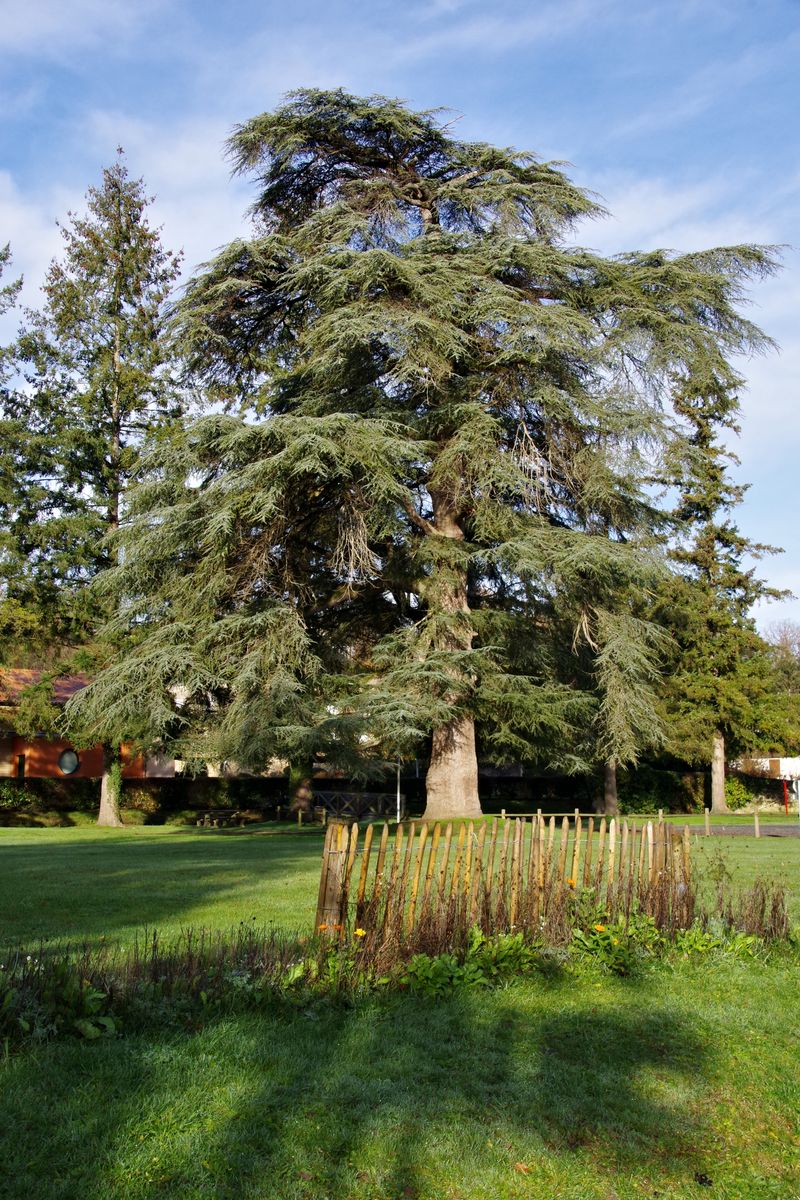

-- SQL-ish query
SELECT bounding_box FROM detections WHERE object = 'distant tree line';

[1,91,797,825]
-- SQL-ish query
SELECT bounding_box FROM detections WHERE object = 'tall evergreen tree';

[1,154,182,824]
[69,91,778,818]
[658,367,788,811]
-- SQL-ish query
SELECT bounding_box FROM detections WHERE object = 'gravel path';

[708,823,800,837]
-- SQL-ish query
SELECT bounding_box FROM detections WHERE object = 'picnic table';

[194,808,268,828]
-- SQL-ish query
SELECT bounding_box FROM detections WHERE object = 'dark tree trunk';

[604,760,619,816]
[289,763,314,817]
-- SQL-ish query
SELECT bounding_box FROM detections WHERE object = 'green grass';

[1,960,798,1199]
[2,821,799,947]
[2,823,800,1199]
[0,824,325,947]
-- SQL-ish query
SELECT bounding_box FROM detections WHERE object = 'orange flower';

[594,923,606,932]
[566,878,576,888]
[317,923,328,932]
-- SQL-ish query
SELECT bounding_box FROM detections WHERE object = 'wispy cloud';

[0,0,165,57]
[394,0,621,61]
[610,31,800,141]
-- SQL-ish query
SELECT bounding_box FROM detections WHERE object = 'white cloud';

[0,0,165,57]
[0,171,78,310]
[610,34,799,142]
[393,0,620,61]
[79,110,251,277]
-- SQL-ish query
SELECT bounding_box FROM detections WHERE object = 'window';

[58,749,80,776]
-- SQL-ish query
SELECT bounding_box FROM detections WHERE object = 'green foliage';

[725,774,757,810]
[618,765,705,814]
[572,921,639,975]
[0,154,183,670]
[655,363,793,770]
[68,91,781,814]
[0,954,116,1044]
[0,780,26,809]
[399,928,548,996]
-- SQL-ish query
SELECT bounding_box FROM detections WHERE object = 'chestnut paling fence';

[314,814,694,943]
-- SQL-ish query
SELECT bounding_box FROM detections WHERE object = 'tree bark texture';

[98,743,124,827]
[422,486,483,820]
[710,728,729,813]
[603,760,619,817]
[425,712,482,820]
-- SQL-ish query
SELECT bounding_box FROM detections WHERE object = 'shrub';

[725,774,757,811]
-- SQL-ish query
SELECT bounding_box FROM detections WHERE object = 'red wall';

[12,737,146,780]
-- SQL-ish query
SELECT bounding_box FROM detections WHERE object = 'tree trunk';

[710,728,729,813]
[422,486,482,821]
[289,763,314,817]
[603,760,618,816]
[98,743,124,827]
[97,269,125,831]
[425,713,482,820]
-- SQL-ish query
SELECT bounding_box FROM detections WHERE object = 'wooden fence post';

[556,816,569,882]
[582,817,594,888]
[314,822,347,934]
[704,808,710,837]
[607,818,617,896]
[571,815,582,885]
[754,812,760,839]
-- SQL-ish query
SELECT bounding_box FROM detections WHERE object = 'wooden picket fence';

[314,814,694,943]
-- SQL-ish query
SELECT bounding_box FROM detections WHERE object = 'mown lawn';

[0,824,325,946]
[1,824,799,1200]
[1,959,799,1200]
[2,821,799,947]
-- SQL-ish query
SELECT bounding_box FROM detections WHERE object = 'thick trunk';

[98,744,124,827]
[603,760,618,817]
[425,713,482,820]
[421,486,482,821]
[710,728,729,813]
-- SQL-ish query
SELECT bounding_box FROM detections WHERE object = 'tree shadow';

[0,981,717,1199]
[0,828,324,945]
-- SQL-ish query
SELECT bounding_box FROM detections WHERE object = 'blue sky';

[1,0,798,625]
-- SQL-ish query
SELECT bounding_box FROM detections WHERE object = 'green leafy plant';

[725,775,757,811]
[571,922,638,975]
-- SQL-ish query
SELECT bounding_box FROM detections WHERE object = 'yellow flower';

[354,928,367,938]
[612,937,619,945]
[566,878,576,888]
[594,924,606,932]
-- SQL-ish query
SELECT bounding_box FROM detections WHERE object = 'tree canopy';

[66,91,782,817]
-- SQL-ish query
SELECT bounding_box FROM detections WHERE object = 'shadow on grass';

[0,985,712,1199]
[0,829,325,946]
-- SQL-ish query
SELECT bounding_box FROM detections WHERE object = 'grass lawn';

[1,960,798,1200]
[2,821,799,947]
[2,824,799,1199]
[0,824,325,947]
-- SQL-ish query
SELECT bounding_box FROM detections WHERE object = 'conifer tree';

[1,155,182,824]
[658,368,788,811]
[70,91,778,818]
